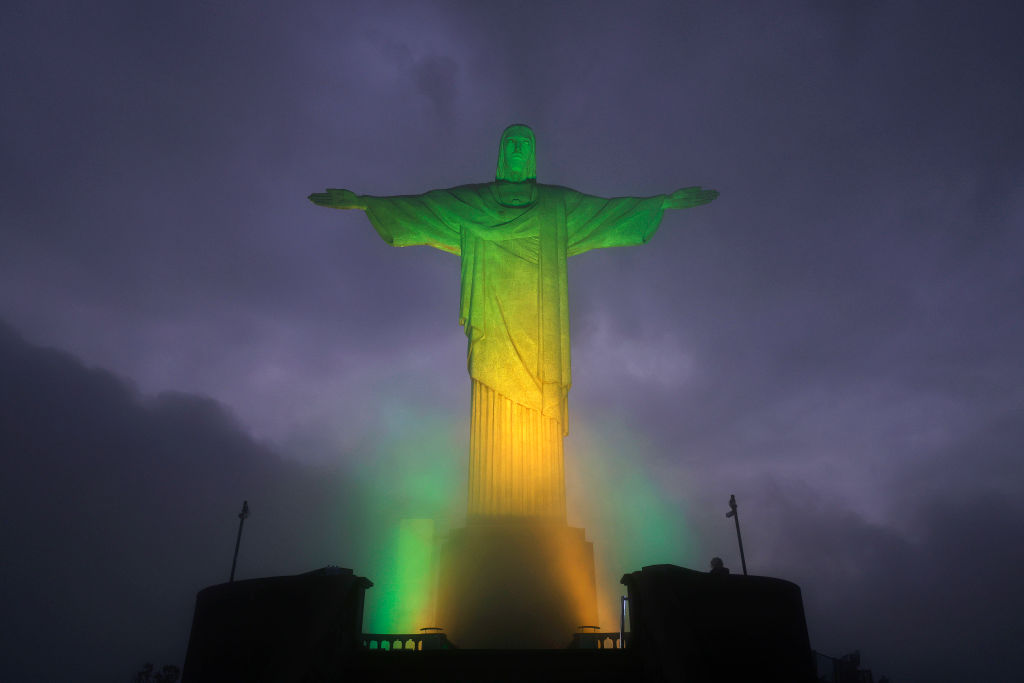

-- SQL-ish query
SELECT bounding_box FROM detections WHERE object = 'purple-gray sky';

[2,1,1023,681]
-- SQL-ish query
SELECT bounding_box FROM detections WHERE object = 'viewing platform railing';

[570,632,625,649]
[360,631,625,651]
[361,633,452,651]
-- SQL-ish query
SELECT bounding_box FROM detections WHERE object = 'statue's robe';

[363,182,665,519]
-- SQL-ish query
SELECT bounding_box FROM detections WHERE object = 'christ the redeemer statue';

[310,124,717,522]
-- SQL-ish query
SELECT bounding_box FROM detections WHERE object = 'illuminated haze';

[1,2,1022,681]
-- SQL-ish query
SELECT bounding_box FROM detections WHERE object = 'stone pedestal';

[436,519,598,649]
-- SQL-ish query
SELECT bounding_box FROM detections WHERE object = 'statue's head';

[496,124,536,182]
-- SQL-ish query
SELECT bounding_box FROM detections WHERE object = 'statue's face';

[496,124,536,182]
[503,132,533,175]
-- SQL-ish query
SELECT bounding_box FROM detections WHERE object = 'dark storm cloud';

[0,321,373,682]
[413,55,460,123]
[1,0,476,426]
[743,477,1024,683]
[2,0,1023,680]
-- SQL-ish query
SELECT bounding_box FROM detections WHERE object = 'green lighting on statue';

[309,125,716,524]
[310,125,716,645]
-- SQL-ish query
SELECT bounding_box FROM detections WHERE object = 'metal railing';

[569,632,625,649]
[361,632,452,651]
[361,631,625,651]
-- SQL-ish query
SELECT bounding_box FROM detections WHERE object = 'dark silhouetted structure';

[725,494,748,575]
[181,563,818,682]
[436,518,598,648]
[622,564,814,682]
[814,648,879,683]
[182,567,372,683]
[228,500,249,583]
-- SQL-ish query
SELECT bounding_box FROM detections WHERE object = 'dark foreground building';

[182,567,372,682]
[182,564,814,682]
[622,564,814,682]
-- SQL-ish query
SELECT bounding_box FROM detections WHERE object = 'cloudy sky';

[2,1,1023,680]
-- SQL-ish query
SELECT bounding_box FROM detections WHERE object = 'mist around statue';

[4,3,1022,680]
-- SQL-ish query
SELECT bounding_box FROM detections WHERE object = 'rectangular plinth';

[436,519,598,649]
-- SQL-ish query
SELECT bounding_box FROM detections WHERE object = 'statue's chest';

[469,230,540,265]
[461,187,557,262]
[480,201,553,242]
[493,181,536,207]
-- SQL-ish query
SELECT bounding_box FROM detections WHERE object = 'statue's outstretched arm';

[662,186,719,210]
[308,188,367,211]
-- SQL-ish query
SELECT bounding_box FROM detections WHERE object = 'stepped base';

[436,518,599,648]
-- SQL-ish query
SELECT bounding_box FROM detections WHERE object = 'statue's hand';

[308,188,367,210]
[663,186,719,210]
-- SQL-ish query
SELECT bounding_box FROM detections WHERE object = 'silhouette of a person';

[709,557,730,575]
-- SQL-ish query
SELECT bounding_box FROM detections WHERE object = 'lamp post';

[726,494,748,576]
[229,500,249,583]
[620,596,629,649]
